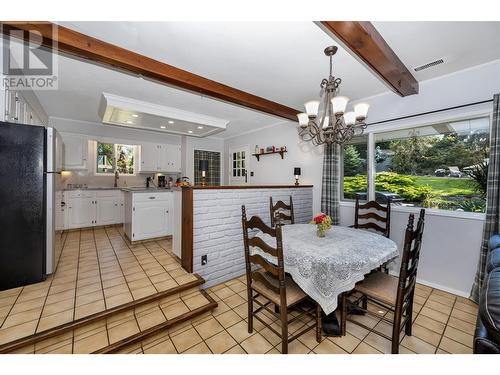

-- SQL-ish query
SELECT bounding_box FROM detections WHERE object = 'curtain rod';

[367,99,494,126]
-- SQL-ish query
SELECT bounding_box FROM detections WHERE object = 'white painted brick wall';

[192,188,313,288]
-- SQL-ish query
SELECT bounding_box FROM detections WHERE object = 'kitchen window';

[341,116,490,213]
[96,142,137,175]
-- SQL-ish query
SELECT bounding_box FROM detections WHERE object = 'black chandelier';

[297,46,370,146]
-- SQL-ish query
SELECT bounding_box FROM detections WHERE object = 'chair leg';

[361,295,367,310]
[316,303,322,343]
[247,291,253,334]
[405,294,415,336]
[391,315,401,354]
[340,293,347,336]
[280,305,288,354]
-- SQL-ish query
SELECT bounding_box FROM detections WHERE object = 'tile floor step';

[0,274,206,354]
[9,288,217,354]
[96,290,217,354]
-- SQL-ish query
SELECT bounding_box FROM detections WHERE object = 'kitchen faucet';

[114,170,120,187]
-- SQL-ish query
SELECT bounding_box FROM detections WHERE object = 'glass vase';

[317,227,326,237]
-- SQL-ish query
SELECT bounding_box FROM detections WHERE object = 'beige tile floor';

[0,226,198,346]
[11,287,212,354]
[116,276,478,354]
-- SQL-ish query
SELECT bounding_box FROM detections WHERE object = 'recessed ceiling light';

[160,126,166,129]
[188,130,193,134]
[126,120,133,124]
[197,126,204,129]
[131,114,139,118]
[168,120,174,124]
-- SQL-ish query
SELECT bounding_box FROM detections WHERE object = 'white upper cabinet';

[139,143,181,173]
[3,88,45,126]
[62,134,88,170]
[140,142,159,172]
[166,145,181,172]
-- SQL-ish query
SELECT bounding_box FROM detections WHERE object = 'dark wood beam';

[319,21,419,97]
[1,21,301,121]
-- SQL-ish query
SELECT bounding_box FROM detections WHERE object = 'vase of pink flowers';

[310,213,332,237]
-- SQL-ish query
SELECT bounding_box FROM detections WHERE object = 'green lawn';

[413,176,475,197]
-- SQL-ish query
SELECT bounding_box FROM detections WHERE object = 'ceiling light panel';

[99,93,228,137]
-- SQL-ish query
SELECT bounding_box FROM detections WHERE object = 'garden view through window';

[96,142,136,175]
[342,136,368,200]
[342,117,490,212]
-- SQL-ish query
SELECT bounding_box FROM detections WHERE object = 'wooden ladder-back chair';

[270,196,295,227]
[353,195,391,238]
[242,205,321,354]
[342,209,426,354]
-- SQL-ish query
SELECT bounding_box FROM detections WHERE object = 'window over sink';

[96,142,137,175]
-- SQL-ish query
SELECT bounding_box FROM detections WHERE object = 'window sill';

[339,200,486,221]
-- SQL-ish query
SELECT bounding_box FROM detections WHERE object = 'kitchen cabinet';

[124,190,172,241]
[63,190,124,229]
[67,195,95,229]
[166,145,181,172]
[139,143,181,173]
[3,88,44,125]
[61,133,88,170]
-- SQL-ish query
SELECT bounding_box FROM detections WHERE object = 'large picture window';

[96,142,136,175]
[341,116,490,213]
[342,136,368,200]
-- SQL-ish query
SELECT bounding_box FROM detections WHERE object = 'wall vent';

[413,58,444,72]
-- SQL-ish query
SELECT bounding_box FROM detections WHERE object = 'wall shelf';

[252,150,287,161]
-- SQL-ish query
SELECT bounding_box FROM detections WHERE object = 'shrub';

[343,172,432,202]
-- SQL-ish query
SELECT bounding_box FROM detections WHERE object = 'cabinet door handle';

[149,196,156,199]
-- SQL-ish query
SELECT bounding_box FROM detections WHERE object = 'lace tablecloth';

[253,224,399,314]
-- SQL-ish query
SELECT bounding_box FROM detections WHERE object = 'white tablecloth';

[253,224,399,314]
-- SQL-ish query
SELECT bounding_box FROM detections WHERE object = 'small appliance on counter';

[158,175,166,188]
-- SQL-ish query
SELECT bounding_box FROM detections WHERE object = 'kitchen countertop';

[121,187,173,193]
[63,187,124,191]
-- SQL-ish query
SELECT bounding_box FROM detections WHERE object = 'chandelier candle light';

[297,46,370,146]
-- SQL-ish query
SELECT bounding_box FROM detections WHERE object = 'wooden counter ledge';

[183,185,313,190]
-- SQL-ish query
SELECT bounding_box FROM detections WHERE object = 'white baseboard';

[388,270,470,298]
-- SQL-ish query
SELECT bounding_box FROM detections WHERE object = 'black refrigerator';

[0,121,62,291]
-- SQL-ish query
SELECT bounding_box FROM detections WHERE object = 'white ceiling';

[373,21,500,81]
[30,21,500,139]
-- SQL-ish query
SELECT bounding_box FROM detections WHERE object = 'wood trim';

[189,185,313,190]
[0,22,301,121]
[181,186,194,273]
[94,290,218,353]
[0,274,205,353]
[319,21,419,97]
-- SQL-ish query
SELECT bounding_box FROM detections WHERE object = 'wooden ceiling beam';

[319,21,419,97]
[0,22,301,121]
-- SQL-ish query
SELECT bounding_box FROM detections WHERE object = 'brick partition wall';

[192,187,313,288]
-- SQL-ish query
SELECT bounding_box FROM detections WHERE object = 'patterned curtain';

[470,93,500,302]
[194,150,221,186]
[321,143,340,225]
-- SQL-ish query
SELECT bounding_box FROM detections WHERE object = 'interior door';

[229,146,250,185]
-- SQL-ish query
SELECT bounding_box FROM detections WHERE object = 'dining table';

[254,223,399,334]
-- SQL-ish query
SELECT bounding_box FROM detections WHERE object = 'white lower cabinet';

[64,190,125,229]
[124,191,172,241]
[67,196,95,229]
